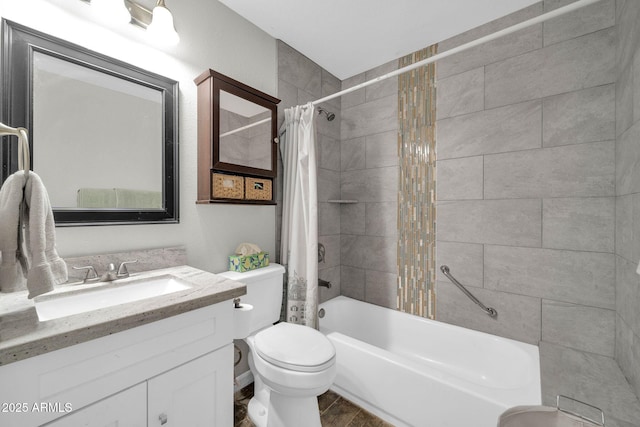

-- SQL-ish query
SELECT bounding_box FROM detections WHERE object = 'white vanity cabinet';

[0,301,234,427]
[147,346,232,427]
[45,383,147,427]
[45,347,232,427]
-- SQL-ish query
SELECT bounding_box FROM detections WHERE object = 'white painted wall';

[0,0,278,273]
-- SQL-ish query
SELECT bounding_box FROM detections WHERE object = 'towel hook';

[17,128,30,175]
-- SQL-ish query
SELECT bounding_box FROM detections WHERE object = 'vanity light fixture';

[83,0,180,46]
[145,0,180,46]
[89,0,131,25]
[124,0,180,46]
[147,0,180,46]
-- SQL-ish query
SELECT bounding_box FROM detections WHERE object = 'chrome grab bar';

[440,265,498,318]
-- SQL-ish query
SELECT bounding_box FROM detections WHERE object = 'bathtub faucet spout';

[319,279,332,289]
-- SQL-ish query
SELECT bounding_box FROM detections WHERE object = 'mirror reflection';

[32,51,164,210]
[219,90,272,171]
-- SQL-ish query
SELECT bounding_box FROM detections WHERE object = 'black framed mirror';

[1,19,179,226]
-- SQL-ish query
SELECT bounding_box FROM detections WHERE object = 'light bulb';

[147,1,180,46]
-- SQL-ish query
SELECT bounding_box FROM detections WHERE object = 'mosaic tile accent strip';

[397,45,437,319]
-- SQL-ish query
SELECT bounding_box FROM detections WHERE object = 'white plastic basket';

[498,395,605,427]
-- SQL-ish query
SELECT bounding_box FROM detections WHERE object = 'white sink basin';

[35,275,191,321]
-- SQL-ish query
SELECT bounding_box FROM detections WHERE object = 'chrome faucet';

[101,260,139,281]
[100,263,119,282]
[72,265,100,283]
[116,260,138,279]
[73,260,139,283]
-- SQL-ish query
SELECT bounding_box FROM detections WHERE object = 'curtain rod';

[310,0,601,107]
[220,117,270,138]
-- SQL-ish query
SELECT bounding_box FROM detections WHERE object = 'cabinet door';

[148,345,233,427]
[44,383,146,427]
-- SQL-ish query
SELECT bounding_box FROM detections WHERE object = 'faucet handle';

[72,265,99,283]
[117,259,138,278]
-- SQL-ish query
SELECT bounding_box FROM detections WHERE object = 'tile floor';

[234,384,394,427]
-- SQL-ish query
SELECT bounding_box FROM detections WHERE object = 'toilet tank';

[217,263,285,330]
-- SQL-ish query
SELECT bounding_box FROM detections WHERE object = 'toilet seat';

[254,322,335,373]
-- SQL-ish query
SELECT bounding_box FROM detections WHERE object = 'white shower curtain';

[280,103,319,329]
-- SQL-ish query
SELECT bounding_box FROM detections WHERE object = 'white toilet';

[219,263,336,427]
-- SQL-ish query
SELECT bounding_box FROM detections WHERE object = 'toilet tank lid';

[217,263,285,283]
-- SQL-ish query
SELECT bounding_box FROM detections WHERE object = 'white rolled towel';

[0,171,28,293]
[23,172,68,298]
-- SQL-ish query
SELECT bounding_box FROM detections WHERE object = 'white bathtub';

[318,296,541,427]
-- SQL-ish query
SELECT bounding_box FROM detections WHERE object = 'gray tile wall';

[540,342,640,426]
[276,43,401,312]
[272,1,640,417]
[276,7,640,401]
[435,0,617,351]
[340,61,399,309]
[276,41,342,304]
[615,0,640,400]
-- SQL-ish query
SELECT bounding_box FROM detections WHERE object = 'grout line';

[343,409,363,427]
[320,395,342,416]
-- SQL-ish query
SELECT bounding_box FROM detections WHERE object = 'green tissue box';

[228,252,270,272]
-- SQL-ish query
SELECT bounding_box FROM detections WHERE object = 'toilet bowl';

[218,264,336,427]
[247,322,336,427]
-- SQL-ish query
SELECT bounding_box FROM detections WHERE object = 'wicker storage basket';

[245,177,272,201]
[212,173,244,199]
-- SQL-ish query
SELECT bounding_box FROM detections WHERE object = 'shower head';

[317,107,336,121]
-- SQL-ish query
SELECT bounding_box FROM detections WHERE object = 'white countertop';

[0,265,245,365]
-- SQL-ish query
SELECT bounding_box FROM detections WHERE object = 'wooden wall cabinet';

[194,69,280,205]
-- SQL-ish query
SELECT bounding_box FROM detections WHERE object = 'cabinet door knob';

[159,413,168,425]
